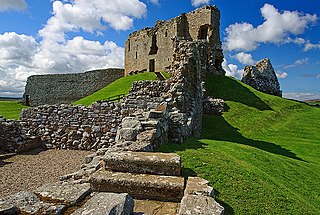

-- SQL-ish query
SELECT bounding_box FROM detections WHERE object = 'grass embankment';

[73,72,165,106]
[158,74,320,214]
[0,101,27,120]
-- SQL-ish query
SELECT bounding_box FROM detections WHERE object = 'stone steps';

[102,151,181,176]
[90,170,185,202]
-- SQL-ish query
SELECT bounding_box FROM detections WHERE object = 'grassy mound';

[158,74,320,214]
[0,101,27,120]
[73,73,158,106]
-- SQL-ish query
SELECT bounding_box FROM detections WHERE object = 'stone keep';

[242,58,282,97]
[23,68,124,106]
[124,5,225,76]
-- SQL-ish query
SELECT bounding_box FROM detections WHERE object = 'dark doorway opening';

[25,95,30,106]
[149,59,155,72]
[198,25,209,40]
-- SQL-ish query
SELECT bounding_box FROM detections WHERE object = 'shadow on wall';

[206,74,273,111]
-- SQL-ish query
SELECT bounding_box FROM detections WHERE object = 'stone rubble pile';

[242,58,282,97]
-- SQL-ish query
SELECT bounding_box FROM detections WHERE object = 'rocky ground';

[0,148,91,198]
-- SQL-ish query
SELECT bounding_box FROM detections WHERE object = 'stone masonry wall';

[124,5,224,76]
[2,39,219,153]
[23,68,124,107]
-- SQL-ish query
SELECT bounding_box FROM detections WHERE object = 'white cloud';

[303,42,320,51]
[224,4,317,51]
[191,0,210,7]
[0,33,124,97]
[276,70,288,79]
[0,0,27,11]
[232,52,255,65]
[0,0,150,97]
[283,92,320,101]
[150,0,159,5]
[222,58,244,79]
[39,0,147,42]
[284,58,309,69]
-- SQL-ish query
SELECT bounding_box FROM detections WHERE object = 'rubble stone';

[35,181,91,206]
[72,192,134,215]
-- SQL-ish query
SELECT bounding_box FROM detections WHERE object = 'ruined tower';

[124,5,225,76]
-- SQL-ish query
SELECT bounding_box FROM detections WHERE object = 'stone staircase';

[90,152,184,202]
[0,151,224,214]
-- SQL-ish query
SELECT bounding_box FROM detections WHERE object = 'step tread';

[102,151,181,176]
[90,170,185,202]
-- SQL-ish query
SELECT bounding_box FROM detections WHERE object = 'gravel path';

[0,149,91,198]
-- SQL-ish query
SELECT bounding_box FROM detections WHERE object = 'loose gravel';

[0,149,91,198]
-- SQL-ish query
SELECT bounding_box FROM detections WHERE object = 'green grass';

[0,101,28,120]
[158,74,320,214]
[73,73,158,106]
[161,71,172,79]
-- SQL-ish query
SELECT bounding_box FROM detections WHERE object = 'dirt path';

[0,148,91,198]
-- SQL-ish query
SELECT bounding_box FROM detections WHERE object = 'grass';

[158,74,320,214]
[0,101,28,120]
[73,73,158,106]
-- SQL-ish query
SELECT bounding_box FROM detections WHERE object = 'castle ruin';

[125,5,225,76]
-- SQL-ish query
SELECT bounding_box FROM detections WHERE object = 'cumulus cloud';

[284,58,309,69]
[232,52,255,65]
[191,0,210,7]
[0,0,150,97]
[0,32,124,97]
[224,4,317,51]
[0,0,27,11]
[276,70,288,79]
[222,59,244,79]
[39,0,147,42]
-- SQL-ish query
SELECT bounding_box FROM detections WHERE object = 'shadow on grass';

[203,114,305,162]
[206,74,273,111]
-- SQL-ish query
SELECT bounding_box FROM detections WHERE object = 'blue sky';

[0,0,319,100]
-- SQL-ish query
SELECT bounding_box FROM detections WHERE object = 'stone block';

[15,136,42,153]
[148,110,164,119]
[102,151,181,176]
[90,170,185,202]
[35,181,92,206]
[72,192,134,215]
[1,191,65,215]
[118,128,138,141]
[184,177,214,197]
[179,195,224,215]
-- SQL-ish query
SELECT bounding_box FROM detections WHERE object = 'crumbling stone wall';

[23,68,124,107]
[19,102,123,151]
[125,5,224,76]
[1,39,215,153]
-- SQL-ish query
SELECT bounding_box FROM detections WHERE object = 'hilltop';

[158,74,320,214]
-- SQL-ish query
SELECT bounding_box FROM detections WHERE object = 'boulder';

[242,58,282,97]
[179,195,224,215]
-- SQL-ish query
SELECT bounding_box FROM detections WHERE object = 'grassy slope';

[73,73,158,106]
[159,74,320,214]
[0,101,27,120]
